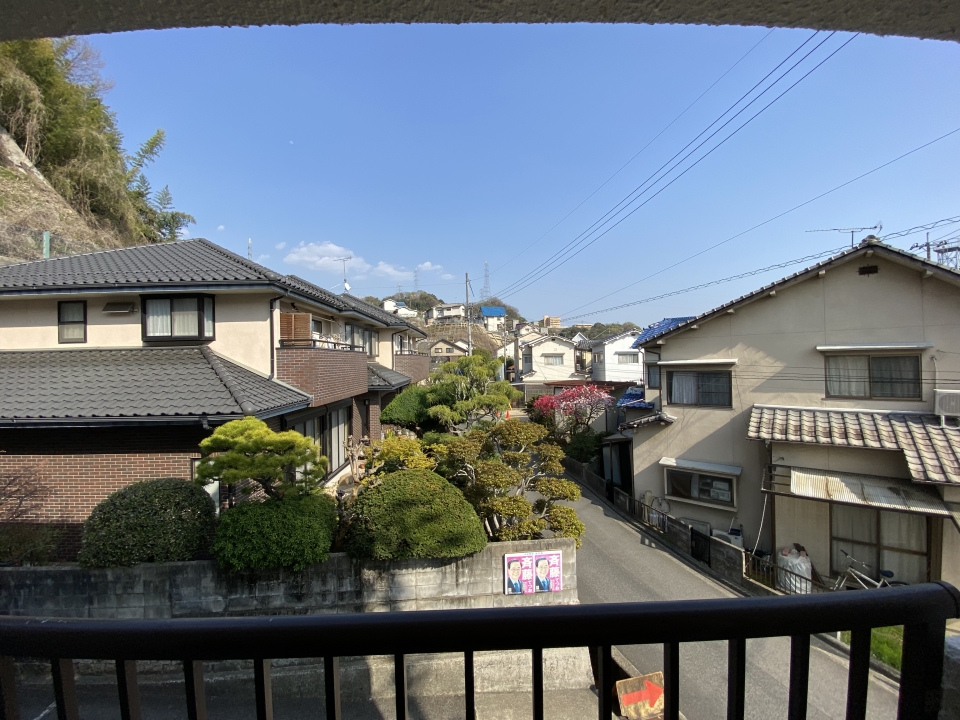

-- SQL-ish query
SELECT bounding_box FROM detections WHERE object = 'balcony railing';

[279,339,363,351]
[0,584,956,720]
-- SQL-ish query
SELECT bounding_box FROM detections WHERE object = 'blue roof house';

[479,305,508,332]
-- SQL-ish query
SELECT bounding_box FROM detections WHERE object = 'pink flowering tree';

[532,385,614,438]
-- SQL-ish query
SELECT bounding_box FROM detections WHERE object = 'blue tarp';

[480,306,507,317]
[631,317,696,348]
[617,386,654,409]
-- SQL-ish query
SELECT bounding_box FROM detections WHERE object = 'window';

[825,355,920,399]
[58,301,86,343]
[542,354,565,366]
[364,329,379,357]
[593,353,604,364]
[647,364,660,389]
[617,353,640,364]
[142,295,214,340]
[665,469,735,508]
[394,334,408,353]
[666,371,731,406]
[446,348,454,353]
[831,505,928,584]
[434,348,443,354]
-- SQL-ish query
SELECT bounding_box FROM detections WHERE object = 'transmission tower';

[480,260,491,301]
[414,268,420,293]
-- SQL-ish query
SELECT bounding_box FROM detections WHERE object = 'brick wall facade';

[393,353,430,384]
[276,348,368,407]
[0,426,208,559]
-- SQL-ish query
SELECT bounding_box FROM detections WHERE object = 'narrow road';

[574,484,901,720]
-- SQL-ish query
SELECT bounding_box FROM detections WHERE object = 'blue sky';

[92,24,959,325]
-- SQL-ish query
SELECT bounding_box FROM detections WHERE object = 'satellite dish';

[344,282,351,293]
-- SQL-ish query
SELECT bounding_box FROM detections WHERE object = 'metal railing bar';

[787,635,810,720]
[253,659,273,720]
[2,584,955,661]
[0,657,19,720]
[727,638,746,720]
[464,651,475,720]
[532,647,544,720]
[51,659,78,720]
[115,660,141,720]
[898,620,947,720]
[663,642,679,720]
[394,654,407,720]
[845,629,870,720]
[323,656,341,720]
[183,660,208,720]
[597,645,613,720]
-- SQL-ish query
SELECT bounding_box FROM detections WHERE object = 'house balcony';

[393,351,430,384]
[276,342,369,407]
[0,584,955,720]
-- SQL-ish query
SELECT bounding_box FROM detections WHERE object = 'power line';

[881,215,960,241]
[558,125,960,317]
[497,32,853,300]
[489,28,775,275]
[563,246,845,322]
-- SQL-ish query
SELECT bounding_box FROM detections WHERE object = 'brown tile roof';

[748,404,960,485]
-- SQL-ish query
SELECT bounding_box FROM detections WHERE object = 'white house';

[382,299,418,319]
[424,303,466,325]
[480,306,507,333]
[517,335,582,383]
[589,329,644,383]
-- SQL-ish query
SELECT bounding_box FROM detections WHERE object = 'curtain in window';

[59,302,84,323]
[831,504,877,575]
[171,297,199,336]
[617,354,639,364]
[699,372,731,406]
[647,364,660,388]
[203,298,214,338]
[58,302,84,341]
[145,299,171,337]
[870,356,920,398]
[879,511,928,583]
[670,372,698,404]
[826,356,869,397]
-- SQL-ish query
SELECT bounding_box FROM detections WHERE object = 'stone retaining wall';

[0,538,577,619]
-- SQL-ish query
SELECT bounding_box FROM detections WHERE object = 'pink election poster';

[504,551,562,595]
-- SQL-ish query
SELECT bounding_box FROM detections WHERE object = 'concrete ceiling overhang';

[3,0,959,43]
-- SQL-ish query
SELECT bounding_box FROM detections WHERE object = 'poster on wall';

[503,551,562,595]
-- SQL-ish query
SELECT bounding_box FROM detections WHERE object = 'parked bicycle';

[831,549,908,590]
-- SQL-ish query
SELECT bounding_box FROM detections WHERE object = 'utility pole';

[465,272,472,355]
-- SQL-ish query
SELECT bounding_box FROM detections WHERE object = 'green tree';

[423,353,521,430]
[194,417,328,500]
[379,385,430,430]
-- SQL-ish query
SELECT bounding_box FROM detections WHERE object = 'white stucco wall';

[591,335,644,383]
[520,337,579,382]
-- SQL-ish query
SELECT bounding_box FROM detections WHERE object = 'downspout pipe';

[268,294,285,379]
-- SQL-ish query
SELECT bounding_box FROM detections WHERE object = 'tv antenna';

[333,256,352,293]
[806,223,882,248]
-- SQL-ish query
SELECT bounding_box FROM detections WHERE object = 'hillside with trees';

[557,321,640,340]
[0,38,193,262]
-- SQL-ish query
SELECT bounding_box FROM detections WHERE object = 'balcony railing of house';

[393,349,427,356]
[0,584,956,720]
[278,339,363,351]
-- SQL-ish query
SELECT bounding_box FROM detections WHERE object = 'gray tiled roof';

[368,363,411,390]
[0,239,422,331]
[747,404,960,485]
[0,348,310,424]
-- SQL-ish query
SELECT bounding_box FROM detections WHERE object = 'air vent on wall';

[858,265,879,276]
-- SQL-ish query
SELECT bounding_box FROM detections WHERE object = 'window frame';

[823,353,922,400]
[616,352,640,365]
[665,370,732,407]
[57,300,87,344]
[593,352,603,364]
[542,353,565,366]
[663,467,737,510]
[829,504,929,582]
[140,294,215,342]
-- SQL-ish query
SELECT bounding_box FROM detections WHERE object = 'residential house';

[0,239,427,558]
[382,298,419,319]
[515,322,545,343]
[479,306,507,333]
[589,329,644,383]
[627,239,960,588]
[424,302,466,325]
[427,338,468,367]
[512,334,587,400]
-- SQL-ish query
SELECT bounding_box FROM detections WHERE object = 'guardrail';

[0,584,956,720]
[613,487,668,535]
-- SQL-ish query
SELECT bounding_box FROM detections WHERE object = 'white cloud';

[372,261,414,282]
[256,254,270,263]
[417,261,443,272]
[216,225,225,231]
[440,273,454,280]
[283,241,371,274]
[289,141,294,145]
[275,241,287,250]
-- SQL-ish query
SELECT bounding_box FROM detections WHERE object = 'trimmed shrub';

[213,495,337,571]
[79,478,216,567]
[380,386,430,429]
[346,469,487,560]
[565,430,602,463]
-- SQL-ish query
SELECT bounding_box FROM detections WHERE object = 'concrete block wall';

[664,516,692,556]
[0,538,578,619]
[709,536,745,587]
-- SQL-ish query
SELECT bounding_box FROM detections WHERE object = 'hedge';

[346,469,487,560]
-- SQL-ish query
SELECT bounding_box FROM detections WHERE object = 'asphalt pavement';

[574,483,902,720]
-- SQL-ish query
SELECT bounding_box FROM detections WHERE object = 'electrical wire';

[495,31,829,297]
[490,29,776,275]
[882,215,960,241]
[497,33,858,300]
[557,124,960,318]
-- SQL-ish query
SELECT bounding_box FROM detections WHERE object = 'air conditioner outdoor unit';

[934,389,960,418]
[711,529,744,548]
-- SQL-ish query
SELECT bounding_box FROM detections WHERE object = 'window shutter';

[280,313,313,341]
